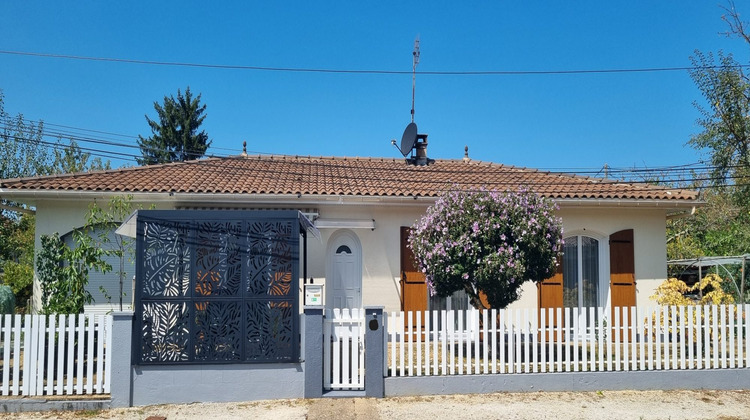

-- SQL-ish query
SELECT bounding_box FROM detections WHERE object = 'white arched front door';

[326,230,362,309]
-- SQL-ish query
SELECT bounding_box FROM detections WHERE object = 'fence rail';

[0,314,113,396]
[387,304,749,377]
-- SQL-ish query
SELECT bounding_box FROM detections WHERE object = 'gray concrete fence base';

[0,398,110,413]
[385,369,750,397]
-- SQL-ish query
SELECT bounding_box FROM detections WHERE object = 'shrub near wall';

[0,284,15,314]
[649,274,735,342]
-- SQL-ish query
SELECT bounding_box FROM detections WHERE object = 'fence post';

[304,306,324,398]
[364,306,385,398]
[110,311,134,408]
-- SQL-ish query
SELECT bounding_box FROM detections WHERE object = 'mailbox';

[304,280,324,306]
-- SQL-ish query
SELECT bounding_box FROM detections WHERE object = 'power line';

[1,122,733,189]
[2,49,749,76]
[0,119,721,177]
[0,120,248,159]
[4,130,738,196]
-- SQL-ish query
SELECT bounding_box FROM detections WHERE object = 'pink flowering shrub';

[409,188,563,309]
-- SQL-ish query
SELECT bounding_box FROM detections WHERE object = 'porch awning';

[115,209,320,240]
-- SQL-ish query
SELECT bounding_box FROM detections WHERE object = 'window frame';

[561,230,609,311]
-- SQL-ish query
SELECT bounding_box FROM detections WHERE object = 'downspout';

[303,230,308,283]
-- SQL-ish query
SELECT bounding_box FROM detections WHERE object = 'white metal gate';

[323,308,365,390]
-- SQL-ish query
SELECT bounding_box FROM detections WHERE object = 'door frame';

[325,229,363,309]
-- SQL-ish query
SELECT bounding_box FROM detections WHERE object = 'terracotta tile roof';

[0,155,699,201]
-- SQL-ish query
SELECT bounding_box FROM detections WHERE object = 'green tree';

[670,1,750,270]
[667,186,750,260]
[688,50,750,205]
[689,2,750,208]
[52,139,110,174]
[36,230,111,314]
[0,90,52,180]
[1,89,112,312]
[137,87,211,165]
[408,188,563,309]
[0,214,35,312]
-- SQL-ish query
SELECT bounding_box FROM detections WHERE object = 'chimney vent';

[407,134,433,166]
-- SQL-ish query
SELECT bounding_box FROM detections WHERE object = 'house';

[0,152,700,316]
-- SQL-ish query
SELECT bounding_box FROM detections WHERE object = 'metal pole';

[742,256,746,304]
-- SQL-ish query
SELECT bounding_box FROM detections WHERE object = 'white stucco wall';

[511,207,668,311]
[31,196,671,315]
[31,199,172,313]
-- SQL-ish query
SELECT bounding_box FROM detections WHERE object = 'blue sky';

[1,1,749,172]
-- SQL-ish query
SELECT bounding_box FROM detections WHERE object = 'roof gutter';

[0,189,702,210]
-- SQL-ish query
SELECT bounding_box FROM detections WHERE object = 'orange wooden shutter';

[400,227,427,313]
[538,256,564,341]
[609,229,636,341]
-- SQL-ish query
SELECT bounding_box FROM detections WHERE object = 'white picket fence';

[324,308,365,390]
[0,314,113,396]
[388,304,750,377]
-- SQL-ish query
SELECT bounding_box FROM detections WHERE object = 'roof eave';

[1,188,702,210]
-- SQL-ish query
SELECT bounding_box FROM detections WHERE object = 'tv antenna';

[391,36,432,165]
[411,37,420,123]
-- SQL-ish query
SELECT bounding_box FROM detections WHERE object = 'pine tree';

[137,87,211,165]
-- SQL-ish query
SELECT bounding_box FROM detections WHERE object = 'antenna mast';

[411,37,420,123]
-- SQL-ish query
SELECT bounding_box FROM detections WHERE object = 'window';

[428,289,470,312]
[62,225,136,309]
[562,235,600,310]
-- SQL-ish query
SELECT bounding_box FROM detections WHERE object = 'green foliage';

[409,188,563,309]
[0,213,34,265]
[0,285,15,314]
[689,50,750,207]
[0,90,108,180]
[667,188,750,261]
[0,213,35,313]
[2,261,32,312]
[0,89,113,313]
[36,230,111,314]
[51,139,111,174]
[137,86,211,165]
[0,90,54,180]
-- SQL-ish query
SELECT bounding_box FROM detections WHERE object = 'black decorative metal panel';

[135,211,301,365]
[246,221,294,297]
[195,221,242,297]
[194,301,242,361]
[142,221,190,297]
[245,300,294,361]
[141,301,190,362]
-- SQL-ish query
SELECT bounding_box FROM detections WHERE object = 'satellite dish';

[400,122,418,156]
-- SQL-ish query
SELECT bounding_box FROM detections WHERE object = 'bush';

[649,274,735,342]
[0,285,15,314]
[650,274,734,306]
[409,188,563,309]
[1,261,33,312]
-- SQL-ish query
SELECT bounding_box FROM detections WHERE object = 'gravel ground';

[1,390,750,419]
